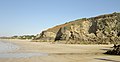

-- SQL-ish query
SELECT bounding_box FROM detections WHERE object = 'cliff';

[34,12,120,44]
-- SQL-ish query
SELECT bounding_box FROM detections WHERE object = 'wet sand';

[0,39,120,62]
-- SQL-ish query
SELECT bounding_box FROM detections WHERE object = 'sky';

[0,0,120,36]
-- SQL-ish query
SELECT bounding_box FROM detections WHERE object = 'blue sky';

[0,0,120,36]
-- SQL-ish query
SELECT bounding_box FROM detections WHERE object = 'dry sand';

[0,39,120,62]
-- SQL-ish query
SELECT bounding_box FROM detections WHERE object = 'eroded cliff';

[34,12,120,44]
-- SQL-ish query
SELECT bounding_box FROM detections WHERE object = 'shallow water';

[0,40,48,58]
[0,53,48,58]
[0,40,19,52]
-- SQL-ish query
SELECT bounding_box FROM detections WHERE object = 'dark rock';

[105,44,120,55]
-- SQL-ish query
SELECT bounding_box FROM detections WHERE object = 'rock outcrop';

[34,12,120,44]
[34,31,56,42]
[105,44,120,55]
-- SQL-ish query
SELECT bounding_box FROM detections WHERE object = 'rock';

[55,27,64,41]
[33,12,120,44]
[34,31,56,42]
[105,44,120,55]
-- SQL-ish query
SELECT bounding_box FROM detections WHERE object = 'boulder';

[105,44,120,55]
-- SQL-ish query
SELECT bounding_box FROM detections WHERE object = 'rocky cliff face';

[34,12,120,44]
[35,31,56,42]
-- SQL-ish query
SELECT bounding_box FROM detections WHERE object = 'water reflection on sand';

[0,40,48,58]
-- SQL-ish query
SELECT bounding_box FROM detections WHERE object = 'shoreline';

[0,39,120,62]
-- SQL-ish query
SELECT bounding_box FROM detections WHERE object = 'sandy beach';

[0,39,120,62]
